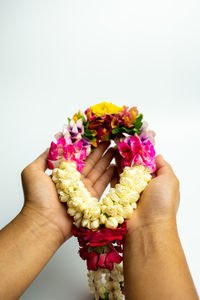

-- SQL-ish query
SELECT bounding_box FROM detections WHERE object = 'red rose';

[87,252,98,271]
[79,247,89,260]
[72,221,127,271]
[86,249,122,271]
[98,253,107,268]
[72,221,127,247]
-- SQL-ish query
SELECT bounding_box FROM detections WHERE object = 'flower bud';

[81,218,90,227]
[105,217,118,229]
[100,214,106,224]
[122,205,133,218]
[91,219,100,229]
[115,215,124,224]
[74,212,82,221]
[67,207,76,216]
[102,196,113,206]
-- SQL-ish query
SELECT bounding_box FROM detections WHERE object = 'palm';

[82,177,99,199]
[22,143,117,242]
[81,142,116,200]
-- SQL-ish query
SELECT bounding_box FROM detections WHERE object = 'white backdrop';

[0,0,199,299]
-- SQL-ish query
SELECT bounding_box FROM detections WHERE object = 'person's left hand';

[21,142,116,244]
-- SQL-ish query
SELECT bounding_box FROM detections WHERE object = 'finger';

[151,173,156,179]
[31,148,49,171]
[87,147,115,183]
[156,154,175,176]
[82,141,110,176]
[110,169,119,187]
[94,164,116,198]
[114,149,122,175]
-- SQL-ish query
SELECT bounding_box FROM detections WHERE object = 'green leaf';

[83,134,96,141]
[121,126,135,134]
[110,113,143,137]
[83,121,89,129]
[133,128,141,134]
[84,129,96,138]
[104,292,109,300]
[77,112,86,122]
[133,113,143,129]
[112,126,121,134]
[83,124,97,141]
[83,135,96,141]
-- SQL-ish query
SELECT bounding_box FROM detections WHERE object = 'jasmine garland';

[47,102,156,300]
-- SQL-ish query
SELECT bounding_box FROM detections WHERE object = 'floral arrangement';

[48,102,156,299]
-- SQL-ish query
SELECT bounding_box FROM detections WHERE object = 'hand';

[21,142,116,244]
[82,141,116,199]
[115,153,180,233]
[122,156,198,300]
[21,149,72,244]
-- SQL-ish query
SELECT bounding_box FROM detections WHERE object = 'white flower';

[118,197,130,206]
[67,207,76,216]
[87,266,124,300]
[121,205,133,218]
[91,219,100,230]
[52,161,152,230]
[105,217,118,229]
[114,215,124,224]
[100,214,106,224]
[81,218,90,227]
[102,205,117,216]
[102,195,113,206]
[74,212,82,221]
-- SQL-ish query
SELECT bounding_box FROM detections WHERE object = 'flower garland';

[48,102,156,299]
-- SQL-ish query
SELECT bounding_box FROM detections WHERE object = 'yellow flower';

[90,101,123,116]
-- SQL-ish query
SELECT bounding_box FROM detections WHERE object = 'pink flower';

[47,138,68,169]
[54,118,91,157]
[47,137,87,172]
[119,135,156,172]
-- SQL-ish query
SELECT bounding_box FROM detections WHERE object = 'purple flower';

[54,118,91,156]
[139,121,156,145]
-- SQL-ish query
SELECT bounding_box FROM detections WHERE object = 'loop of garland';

[48,102,156,299]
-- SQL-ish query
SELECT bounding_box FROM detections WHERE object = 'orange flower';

[111,117,119,129]
[123,107,138,127]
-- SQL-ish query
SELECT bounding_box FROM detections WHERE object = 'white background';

[0,0,200,299]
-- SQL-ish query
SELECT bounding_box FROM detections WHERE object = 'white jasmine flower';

[105,217,118,229]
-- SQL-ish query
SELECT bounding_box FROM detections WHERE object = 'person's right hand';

[21,142,116,245]
[116,154,180,234]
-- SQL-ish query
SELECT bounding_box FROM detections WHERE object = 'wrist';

[20,204,65,248]
[125,216,178,246]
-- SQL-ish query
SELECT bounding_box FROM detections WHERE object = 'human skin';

[0,146,198,300]
[122,154,199,299]
[0,142,117,300]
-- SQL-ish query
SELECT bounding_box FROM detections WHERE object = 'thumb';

[32,148,49,171]
[156,154,174,176]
